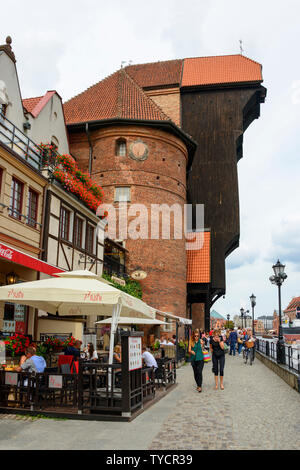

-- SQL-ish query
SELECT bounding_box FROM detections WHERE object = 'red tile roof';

[186,231,210,283]
[125,59,183,89]
[64,69,172,125]
[181,55,262,87]
[284,297,300,313]
[23,91,57,118]
[63,54,263,126]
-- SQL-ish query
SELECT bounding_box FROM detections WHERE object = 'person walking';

[188,330,204,393]
[228,328,238,356]
[237,328,244,355]
[210,329,225,390]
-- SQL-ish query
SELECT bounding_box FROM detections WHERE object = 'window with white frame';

[9,177,24,220]
[115,187,130,202]
[163,318,173,332]
[74,215,84,248]
[86,223,95,254]
[60,206,71,241]
[27,188,39,228]
[115,138,127,157]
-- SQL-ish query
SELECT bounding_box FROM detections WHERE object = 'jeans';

[238,342,243,354]
[229,342,237,355]
[191,360,204,387]
[212,354,225,376]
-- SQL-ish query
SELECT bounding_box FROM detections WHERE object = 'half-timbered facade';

[40,179,105,331]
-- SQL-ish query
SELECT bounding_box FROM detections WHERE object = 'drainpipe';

[85,122,93,176]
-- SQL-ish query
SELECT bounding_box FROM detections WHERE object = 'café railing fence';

[155,358,176,390]
[256,338,300,375]
[0,370,78,410]
[78,362,123,415]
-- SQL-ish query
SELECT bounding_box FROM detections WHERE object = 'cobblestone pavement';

[150,354,300,450]
[0,354,299,450]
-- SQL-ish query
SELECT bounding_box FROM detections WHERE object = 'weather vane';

[239,40,244,55]
[120,60,133,68]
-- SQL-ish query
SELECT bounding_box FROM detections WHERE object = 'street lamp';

[240,308,244,328]
[269,260,287,365]
[240,308,249,329]
[250,294,256,336]
[226,314,230,328]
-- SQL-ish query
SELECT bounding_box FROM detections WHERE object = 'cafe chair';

[44,367,58,374]
[60,364,71,374]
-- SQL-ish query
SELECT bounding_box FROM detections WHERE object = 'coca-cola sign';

[0,242,65,277]
[0,245,13,260]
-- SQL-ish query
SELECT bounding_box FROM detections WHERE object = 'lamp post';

[250,294,256,336]
[240,308,244,328]
[269,260,287,365]
[226,314,230,329]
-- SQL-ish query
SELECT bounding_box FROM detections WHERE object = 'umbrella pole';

[108,301,122,390]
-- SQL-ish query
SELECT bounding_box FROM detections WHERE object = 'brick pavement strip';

[0,355,299,450]
[149,354,300,450]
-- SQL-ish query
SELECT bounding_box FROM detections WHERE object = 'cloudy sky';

[2,0,300,319]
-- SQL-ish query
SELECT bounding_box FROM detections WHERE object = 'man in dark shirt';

[228,329,238,356]
[64,340,81,359]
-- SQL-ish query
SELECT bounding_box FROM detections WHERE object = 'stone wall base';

[256,351,300,393]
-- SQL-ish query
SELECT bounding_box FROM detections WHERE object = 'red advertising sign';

[15,321,26,335]
[0,242,65,277]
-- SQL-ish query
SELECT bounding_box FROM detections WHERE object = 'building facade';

[0,126,47,337]
[64,69,195,320]
[64,56,266,329]
[0,37,105,340]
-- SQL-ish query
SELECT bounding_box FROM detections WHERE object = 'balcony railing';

[0,112,43,170]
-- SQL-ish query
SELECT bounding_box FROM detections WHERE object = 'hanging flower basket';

[40,143,105,214]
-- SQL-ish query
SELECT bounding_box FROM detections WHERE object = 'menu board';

[14,304,26,322]
[128,337,142,371]
[49,375,63,389]
[5,372,18,386]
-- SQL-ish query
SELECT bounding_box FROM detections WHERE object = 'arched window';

[51,136,59,151]
[115,138,126,157]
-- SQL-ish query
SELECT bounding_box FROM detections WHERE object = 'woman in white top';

[86,343,98,361]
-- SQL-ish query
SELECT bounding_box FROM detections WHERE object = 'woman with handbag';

[210,329,225,390]
[237,330,244,355]
[188,330,205,393]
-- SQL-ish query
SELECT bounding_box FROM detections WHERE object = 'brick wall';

[68,124,188,318]
[146,88,181,126]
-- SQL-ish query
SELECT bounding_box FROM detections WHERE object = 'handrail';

[0,112,43,170]
[256,338,300,374]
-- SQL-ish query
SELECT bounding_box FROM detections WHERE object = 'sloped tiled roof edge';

[181,54,263,89]
[63,68,175,124]
[23,91,58,118]
[125,59,183,90]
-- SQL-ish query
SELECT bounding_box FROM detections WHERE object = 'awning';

[96,317,167,326]
[156,309,192,325]
[0,270,155,319]
[0,269,156,375]
[0,242,65,277]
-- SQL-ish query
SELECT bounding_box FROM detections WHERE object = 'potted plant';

[4,334,31,362]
